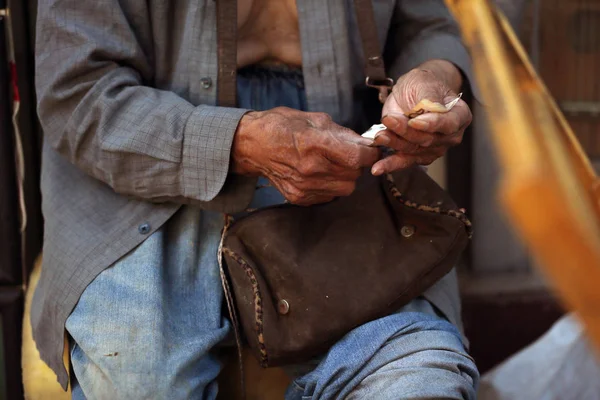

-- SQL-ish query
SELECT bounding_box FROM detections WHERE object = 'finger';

[400,125,466,148]
[407,100,472,135]
[371,154,415,176]
[379,123,439,147]
[311,124,378,166]
[370,152,442,176]
[425,130,465,148]
[323,139,380,169]
[416,83,447,104]
[373,130,421,153]
[375,128,462,155]
[381,91,406,117]
[351,144,380,168]
[335,128,377,147]
[380,113,408,135]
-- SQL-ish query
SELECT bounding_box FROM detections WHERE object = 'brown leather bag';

[221,169,471,367]
[215,0,472,368]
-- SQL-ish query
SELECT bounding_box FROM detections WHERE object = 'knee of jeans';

[348,357,478,400]
[347,331,480,400]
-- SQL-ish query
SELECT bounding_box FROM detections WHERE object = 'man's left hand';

[371,60,472,176]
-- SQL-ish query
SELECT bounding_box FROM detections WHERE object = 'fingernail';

[374,133,390,145]
[381,115,400,131]
[408,119,429,131]
[371,165,383,176]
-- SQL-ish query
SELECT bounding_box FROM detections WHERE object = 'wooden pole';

[445,0,600,349]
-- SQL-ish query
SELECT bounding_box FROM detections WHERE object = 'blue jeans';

[66,66,478,399]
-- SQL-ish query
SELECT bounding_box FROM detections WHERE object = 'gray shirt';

[33,0,477,389]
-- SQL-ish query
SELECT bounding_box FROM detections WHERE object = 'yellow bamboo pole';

[445,0,600,349]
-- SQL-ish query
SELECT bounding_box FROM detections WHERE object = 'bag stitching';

[222,247,269,367]
[385,173,473,238]
[229,174,473,238]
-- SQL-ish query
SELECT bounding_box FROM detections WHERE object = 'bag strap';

[216,0,238,107]
[215,0,246,396]
[352,0,394,103]
[217,214,246,396]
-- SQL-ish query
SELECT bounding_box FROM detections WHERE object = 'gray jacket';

[33,0,477,388]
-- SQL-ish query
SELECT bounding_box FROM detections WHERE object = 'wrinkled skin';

[372,62,473,176]
[232,107,379,205]
[231,60,473,206]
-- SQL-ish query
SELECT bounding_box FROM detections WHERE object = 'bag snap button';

[401,225,416,238]
[278,299,290,315]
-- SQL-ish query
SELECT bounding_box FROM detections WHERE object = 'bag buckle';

[366,76,394,104]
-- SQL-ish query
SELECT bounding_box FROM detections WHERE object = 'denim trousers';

[66,66,479,400]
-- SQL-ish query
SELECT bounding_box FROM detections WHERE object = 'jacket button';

[200,77,212,89]
[401,225,415,238]
[138,223,151,235]
[277,299,290,315]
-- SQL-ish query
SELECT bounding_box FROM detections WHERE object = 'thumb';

[381,95,408,133]
[381,91,404,116]
[415,82,449,105]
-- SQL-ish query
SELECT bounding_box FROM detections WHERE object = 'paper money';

[443,92,463,111]
[361,123,387,139]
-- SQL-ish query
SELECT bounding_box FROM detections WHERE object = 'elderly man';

[33,0,479,398]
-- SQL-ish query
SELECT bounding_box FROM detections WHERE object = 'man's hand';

[232,107,379,206]
[371,60,472,176]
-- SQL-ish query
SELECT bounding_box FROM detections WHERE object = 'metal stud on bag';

[278,299,290,315]
[401,225,416,238]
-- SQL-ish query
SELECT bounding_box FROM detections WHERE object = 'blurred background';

[0,0,598,398]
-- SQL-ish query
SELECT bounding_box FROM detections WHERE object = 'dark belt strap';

[353,0,394,103]
[216,4,245,397]
[217,0,238,107]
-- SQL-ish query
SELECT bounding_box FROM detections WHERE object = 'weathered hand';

[232,107,379,205]
[371,61,472,176]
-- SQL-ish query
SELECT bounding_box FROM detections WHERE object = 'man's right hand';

[232,107,379,206]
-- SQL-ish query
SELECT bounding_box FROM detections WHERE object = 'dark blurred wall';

[0,0,41,398]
